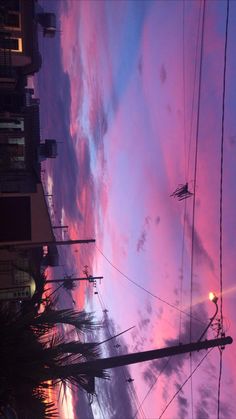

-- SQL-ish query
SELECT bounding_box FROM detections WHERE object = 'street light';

[198,292,219,342]
[209,291,218,304]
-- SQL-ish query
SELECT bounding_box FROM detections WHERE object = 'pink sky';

[37,0,236,417]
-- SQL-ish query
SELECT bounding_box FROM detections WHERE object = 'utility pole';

[47,336,232,379]
[45,276,103,284]
[12,239,95,248]
[52,225,68,230]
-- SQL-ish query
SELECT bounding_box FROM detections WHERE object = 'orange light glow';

[209,292,218,303]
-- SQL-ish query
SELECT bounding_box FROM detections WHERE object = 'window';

[7,0,20,12]
[0,261,12,273]
[0,196,31,242]
[8,137,25,145]
[10,161,25,169]
[0,137,25,170]
[9,138,25,159]
[14,270,30,285]
[4,13,20,29]
[0,37,22,52]
[0,118,24,132]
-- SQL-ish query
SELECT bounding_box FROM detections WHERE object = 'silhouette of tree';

[61,276,77,291]
[0,304,107,417]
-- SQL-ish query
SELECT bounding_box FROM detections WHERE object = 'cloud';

[160,64,167,84]
[137,230,147,253]
[195,382,233,419]
[196,405,210,419]
[138,317,150,330]
[142,305,208,387]
[37,17,100,254]
[93,367,137,419]
[185,214,215,272]
[37,28,94,223]
[138,55,143,75]
[72,389,95,419]
[217,401,234,419]
[88,79,109,150]
[145,299,153,315]
[136,216,152,252]
[195,384,214,419]
[86,317,138,419]
[130,320,149,353]
[175,383,189,419]
[229,135,236,146]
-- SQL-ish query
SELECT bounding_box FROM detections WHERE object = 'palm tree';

[0,304,107,417]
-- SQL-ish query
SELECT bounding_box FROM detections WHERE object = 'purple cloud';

[136,230,147,253]
[185,214,215,272]
[136,216,153,252]
[160,64,167,84]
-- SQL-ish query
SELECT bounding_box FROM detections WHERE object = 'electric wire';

[96,246,207,327]
[219,0,229,332]
[94,394,106,419]
[217,349,223,419]
[158,348,214,419]
[179,0,202,345]
[182,0,187,182]
[132,358,171,419]
[178,199,187,343]
[179,0,187,344]
[95,289,146,419]
[97,291,106,312]
[186,1,202,179]
[217,1,230,416]
[188,1,206,417]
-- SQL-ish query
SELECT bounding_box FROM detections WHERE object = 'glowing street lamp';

[209,291,218,304]
[198,292,219,341]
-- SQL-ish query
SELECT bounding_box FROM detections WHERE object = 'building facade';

[0,0,42,85]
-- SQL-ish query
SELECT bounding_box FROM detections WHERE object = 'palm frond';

[62,277,77,291]
[32,309,100,332]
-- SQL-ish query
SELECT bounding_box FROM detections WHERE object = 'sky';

[36,1,236,418]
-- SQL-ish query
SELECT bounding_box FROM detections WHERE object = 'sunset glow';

[36,0,236,418]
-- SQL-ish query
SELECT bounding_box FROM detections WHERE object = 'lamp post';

[198,292,219,342]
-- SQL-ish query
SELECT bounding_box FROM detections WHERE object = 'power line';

[217,349,223,419]
[158,348,214,419]
[182,0,187,182]
[132,358,171,419]
[95,288,146,419]
[178,199,187,343]
[217,1,230,417]
[189,0,205,343]
[219,0,229,331]
[179,0,203,345]
[188,1,206,417]
[96,246,207,327]
[186,0,202,179]
[94,393,106,419]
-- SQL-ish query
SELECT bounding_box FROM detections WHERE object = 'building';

[0,0,43,90]
[0,0,59,301]
[0,86,58,190]
[0,248,36,301]
[0,183,56,245]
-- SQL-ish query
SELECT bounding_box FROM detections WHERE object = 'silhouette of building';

[0,0,42,87]
[0,249,36,301]
[0,89,57,192]
[0,0,59,302]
